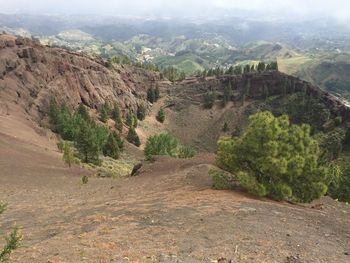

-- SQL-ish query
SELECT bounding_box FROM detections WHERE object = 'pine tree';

[179,71,186,81]
[155,85,160,101]
[99,103,110,123]
[127,127,141,147]
[217,111,335,203]
[57,105,76,141]
[111,103,123,132]
[103,133,120,159]
[234,65,243,75]
[223,122,229,132]
[202,69,207,78]
[263,83,269,100]
[222,85,233,106]
[76,121,100,165]
[243,78,251,99]
[250,64,255,72]
[156,108,165,123]
[269,61,279,71]
[76,103,90,122]
[226,66,234,75]
[113,131,124,151]
[257,62,266,72]
[203,92,216,109]
[94,124,109,152]
[147,87,156,103]
[49,99,60,131]
[126,111,137,127]
[137,103,147,121]
[63,142,75,167]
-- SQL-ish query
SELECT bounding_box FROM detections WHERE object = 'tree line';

[106,55,160,73]
[49,101,129,165]
[197,61,278,79]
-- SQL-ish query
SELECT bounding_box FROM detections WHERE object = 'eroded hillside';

[0,34,160,123]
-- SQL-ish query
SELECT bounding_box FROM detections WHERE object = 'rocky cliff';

[180,71,350,122]
[0,34,160,122]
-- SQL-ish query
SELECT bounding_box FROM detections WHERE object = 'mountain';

[2,14,350,101]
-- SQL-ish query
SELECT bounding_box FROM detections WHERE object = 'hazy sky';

[1,0,349,21]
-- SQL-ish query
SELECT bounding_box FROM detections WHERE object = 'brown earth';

[1,130,350,263]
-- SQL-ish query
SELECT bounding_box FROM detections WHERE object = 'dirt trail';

[0,131,349,263]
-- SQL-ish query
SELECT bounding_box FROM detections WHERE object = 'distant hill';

[2,14,350,100]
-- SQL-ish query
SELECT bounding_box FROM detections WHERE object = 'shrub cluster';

[144,133,196,160]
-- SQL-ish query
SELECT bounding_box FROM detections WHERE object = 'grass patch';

[96,152,137,178]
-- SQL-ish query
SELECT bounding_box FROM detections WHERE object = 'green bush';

[217,111,335,203]
[0,202,7,215]
[144,133,179,160]
[178,146,196,159]
[317,128,346,160]
[328,165,350,202]
[144,133,195,160]
[208,169,234,190]
[0,228,22,262]
[57,139,65,152]
[62,142,75,167]
[0,204,22,262]
[237,171,267,196]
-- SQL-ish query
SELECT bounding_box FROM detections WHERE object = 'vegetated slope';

[276,51,350,100]
[153,71,350,152]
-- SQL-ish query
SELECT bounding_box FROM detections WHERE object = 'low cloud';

[1,0,349,21]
